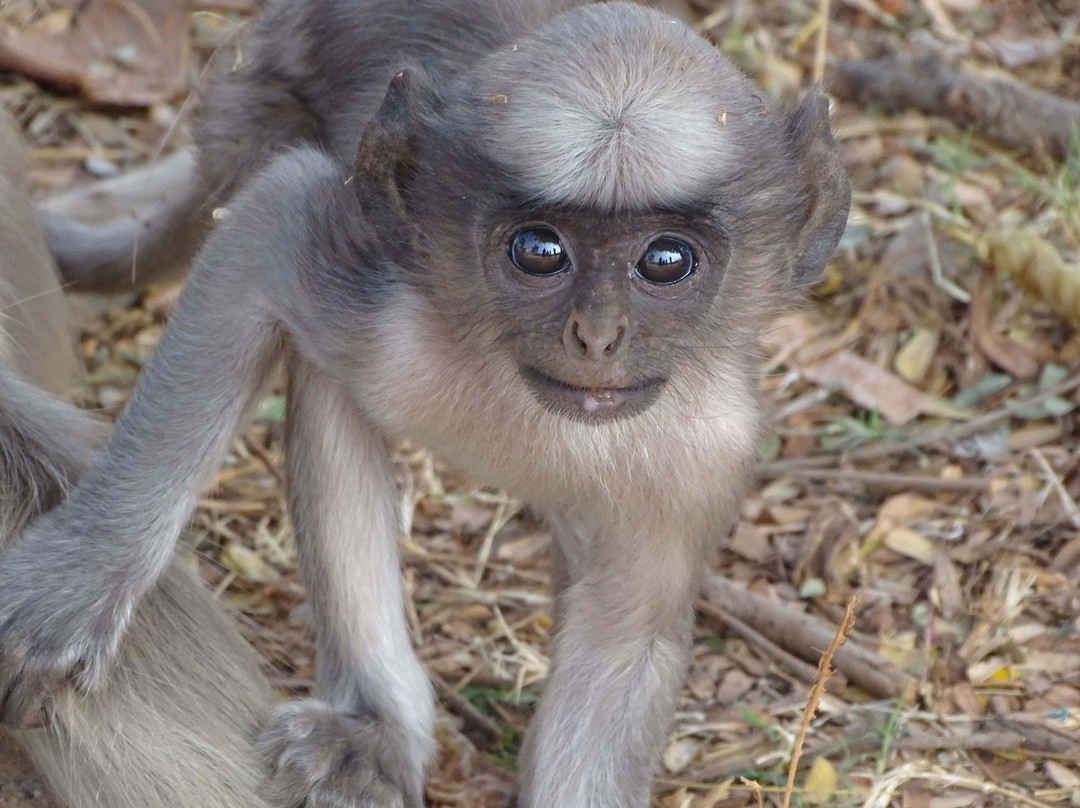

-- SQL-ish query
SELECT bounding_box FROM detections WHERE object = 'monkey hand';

[259,699,424,808]
[0,515,135,728]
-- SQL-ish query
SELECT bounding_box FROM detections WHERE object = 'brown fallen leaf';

[0,0,190,107]
[802,756,838,805]
[883,526,938,564]
[220,542,280,584]
[730,521,770,563]
[894,327,939,384]
[971,267,1039,381]
[976,329,1040,381]
[799,349,941,425]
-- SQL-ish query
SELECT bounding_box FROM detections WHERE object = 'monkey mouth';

[519,366,666,422]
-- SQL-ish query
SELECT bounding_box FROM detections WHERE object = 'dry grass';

[1,0,1079,806]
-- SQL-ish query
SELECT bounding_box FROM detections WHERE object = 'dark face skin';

[474,208,731,422]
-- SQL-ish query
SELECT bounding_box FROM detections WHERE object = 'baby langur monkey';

[0,1,850,806]
[0,112,275,808]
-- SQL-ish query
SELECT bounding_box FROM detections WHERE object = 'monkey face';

[351,2,849,433]
[468,209,731,423]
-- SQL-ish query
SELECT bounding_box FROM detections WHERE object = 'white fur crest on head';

[476,3,757,211]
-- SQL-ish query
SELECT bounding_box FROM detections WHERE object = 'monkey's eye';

[635,237,696,285]
[510,227,569,276]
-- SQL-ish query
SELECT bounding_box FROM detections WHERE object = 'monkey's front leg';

[0,178,285,728]
[519,525,705,808]
[259,355,434,808]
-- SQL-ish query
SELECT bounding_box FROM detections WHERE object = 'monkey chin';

[519,365,666,423]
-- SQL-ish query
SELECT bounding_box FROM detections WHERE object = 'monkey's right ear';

[784,90,851,288]
[353,65,437,244]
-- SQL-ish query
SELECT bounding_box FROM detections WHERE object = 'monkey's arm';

[0,151,329,727]
[520,523,706,808]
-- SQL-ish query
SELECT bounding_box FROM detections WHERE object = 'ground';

[0,0,1078,806]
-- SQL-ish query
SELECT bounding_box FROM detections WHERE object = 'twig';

[922,209,970,303]
[828,44,1080,161]
[812,0,831,84]
[782,596,858,808]
[431,673,502,751]
[1030,447,1080,528]
[739,776,764,808]
[896,729,1018,752]
[759,370,1080,474]
[696,600,822,685]
[861,761,1059,808]
[756,467,994,492]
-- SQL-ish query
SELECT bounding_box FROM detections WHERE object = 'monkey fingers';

[0,540,127,728]
[259,699,420,808]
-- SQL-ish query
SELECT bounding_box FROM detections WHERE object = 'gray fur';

[0,111,275,808]
[39,147,205,293]
[2,2,850,807]
[0,131,76,397]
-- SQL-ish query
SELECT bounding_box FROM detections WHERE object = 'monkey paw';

[0,522,132,728]
[259,699,425,808]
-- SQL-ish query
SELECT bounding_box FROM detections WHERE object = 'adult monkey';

[0,2,851,807]
[0,111,275,807]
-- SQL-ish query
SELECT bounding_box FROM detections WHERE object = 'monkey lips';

[519,366,666,421]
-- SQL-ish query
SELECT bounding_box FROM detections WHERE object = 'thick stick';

[828,50,1080,161]
[703,575,916,702]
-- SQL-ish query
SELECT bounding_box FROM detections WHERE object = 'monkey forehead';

[464,3,769,211]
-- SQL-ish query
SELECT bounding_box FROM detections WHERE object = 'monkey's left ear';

[353,64,437,244]
[784,90,851,288]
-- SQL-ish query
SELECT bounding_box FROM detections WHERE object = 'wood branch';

[703,575,917,702]
[755,467,993,492]
[431,673,502,752]
[695,600,826,687]
[896,727,1077,756]
[758,369,1080,474]
[827,49,1080,161]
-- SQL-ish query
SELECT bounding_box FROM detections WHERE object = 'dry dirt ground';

[1,0,1079,806]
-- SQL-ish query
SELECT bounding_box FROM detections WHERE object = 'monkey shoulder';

[210,148,366,272]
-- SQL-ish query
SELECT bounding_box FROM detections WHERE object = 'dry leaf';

[932,555,963,620]
[495,531,549,561]
[865,494,939,545]
[731,522,769,563]
[0,0,190,106]
[894,327,939,383]
[976,328,1039,380]
[901,783,932,808]
[662,737,701,774]
[802,756,838,804]
[799,350,939,425]
[220,542,280,584]
[879,632,918,670]
[27,9,72,36]
[967,658,1019,684]
[884,527,938,564]
[1008,423,1063,450]
[693,781,732,808]
[987,37,1064,68]
[1044,760,1080,789]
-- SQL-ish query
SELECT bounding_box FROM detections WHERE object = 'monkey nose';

[562,311,630,363]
